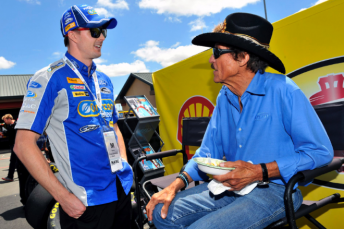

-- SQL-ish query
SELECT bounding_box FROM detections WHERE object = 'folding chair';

[267,158,344,229]
[132,117,211,229]
[133,116,344,229]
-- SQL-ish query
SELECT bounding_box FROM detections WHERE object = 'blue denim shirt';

[184,71,333,186]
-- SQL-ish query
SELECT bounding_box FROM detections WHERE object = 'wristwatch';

[257,163,269,186]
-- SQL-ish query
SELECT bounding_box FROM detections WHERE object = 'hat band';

[224,31,270,49]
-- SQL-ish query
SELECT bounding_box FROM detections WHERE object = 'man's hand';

[146,186,177,221]
[59,192,86,219]
[213,160,262,191]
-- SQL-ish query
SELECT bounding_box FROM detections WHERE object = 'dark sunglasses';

[70,28,107,38]
[213,47,235,59]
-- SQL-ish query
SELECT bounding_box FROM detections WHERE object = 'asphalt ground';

[0,149,32,229]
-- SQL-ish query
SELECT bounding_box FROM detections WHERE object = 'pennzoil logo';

[47,62,64,72]
[78,99,114,117]
[26,91,37,98]
[72,91,89,97]
[67,77,83,84]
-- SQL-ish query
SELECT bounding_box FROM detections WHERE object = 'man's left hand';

[213,160,261,191]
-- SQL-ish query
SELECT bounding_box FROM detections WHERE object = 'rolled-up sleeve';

[275,89,333,184]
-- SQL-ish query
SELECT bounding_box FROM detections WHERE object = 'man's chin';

[213,76,221,83]
[92,53,102,60]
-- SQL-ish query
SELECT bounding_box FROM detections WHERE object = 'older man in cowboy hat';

[146,13,333,229]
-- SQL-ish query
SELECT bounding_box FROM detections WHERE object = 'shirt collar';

[65,52,97,76]
[221,71,266,97]
[245,71,266,95]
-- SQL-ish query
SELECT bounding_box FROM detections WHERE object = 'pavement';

[0,149,33,229]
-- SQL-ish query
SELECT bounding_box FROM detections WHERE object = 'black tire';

[47,202,61,229]
[24,174,39,201]
[25,173,59,229]
[24,163,58,201]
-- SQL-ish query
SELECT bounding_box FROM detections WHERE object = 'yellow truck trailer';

[153,0,344,228]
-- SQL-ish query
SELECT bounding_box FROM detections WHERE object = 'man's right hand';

[59,192,86,219]
[146,186,177,222]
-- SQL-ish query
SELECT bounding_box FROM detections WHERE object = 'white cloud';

[97,60,149,77]
[189,18,207,32]
[171,42,180,48]
[296,0,328,14]
[95,8,114,17]
[297,8,307,13]
[94,58,108,64]
[165,17,182,23]
[96,0,129,10]
[53,52,62,56]
[0,57,16,70]
[314,0,327,5]
[132,40,208,67]
[139,0,259,16]
[21,0,41,4]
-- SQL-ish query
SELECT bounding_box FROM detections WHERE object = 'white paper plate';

[193,157,234,175]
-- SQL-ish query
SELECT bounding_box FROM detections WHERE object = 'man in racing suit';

[14,4,132,229]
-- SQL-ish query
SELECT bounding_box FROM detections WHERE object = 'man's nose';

[99,32,106,40]
[209,54,215,63]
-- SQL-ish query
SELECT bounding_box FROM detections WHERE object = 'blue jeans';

[153,182,303,229]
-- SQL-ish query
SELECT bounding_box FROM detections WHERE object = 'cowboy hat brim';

[192,32,285,74]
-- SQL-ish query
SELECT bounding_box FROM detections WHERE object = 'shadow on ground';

[0,205,25,220]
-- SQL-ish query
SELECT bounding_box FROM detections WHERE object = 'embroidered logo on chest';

[255,113,270,120]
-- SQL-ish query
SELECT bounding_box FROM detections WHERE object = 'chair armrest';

[145,149,183,160]
[299,158,344,183]
[284,157,344,229]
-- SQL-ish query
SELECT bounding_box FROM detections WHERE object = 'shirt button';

[239,145,242,148]
[239,128,242,131]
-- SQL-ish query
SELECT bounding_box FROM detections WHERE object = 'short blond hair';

[2,114,13,121]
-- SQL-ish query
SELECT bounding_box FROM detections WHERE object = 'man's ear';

[239,52,250,67]
[67,31,78,44]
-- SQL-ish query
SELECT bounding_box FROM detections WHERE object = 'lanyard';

[63,56,105,115]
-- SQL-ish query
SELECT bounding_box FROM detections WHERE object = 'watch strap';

[260,163,269,184]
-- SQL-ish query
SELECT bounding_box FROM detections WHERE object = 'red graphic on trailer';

[309,73,344,106]
[177,96,215,160]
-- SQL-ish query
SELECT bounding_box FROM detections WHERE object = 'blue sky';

[0,0,327,97]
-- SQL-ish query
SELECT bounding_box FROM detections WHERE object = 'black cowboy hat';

[192,13,285,74]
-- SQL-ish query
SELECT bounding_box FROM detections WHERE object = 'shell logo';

[176,96,215,160]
